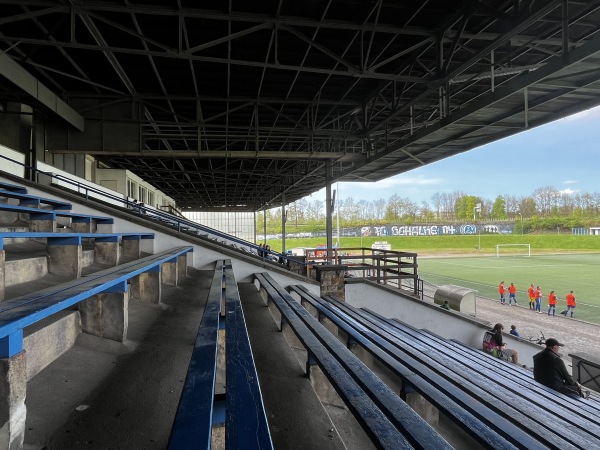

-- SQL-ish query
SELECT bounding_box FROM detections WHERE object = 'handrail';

[0,153,289,263]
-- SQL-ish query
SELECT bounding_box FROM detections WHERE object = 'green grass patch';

[266,233,600,323]
[417,254,600,323]
[270,234,600,256]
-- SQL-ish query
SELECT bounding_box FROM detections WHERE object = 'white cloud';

[563,180,578,185]
[560,188,579,195]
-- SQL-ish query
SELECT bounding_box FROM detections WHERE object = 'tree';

[454,195,481,220]
[373,198,386,220]
[491,196,507,219]
[519,196,537,218]
[532,186,559,216]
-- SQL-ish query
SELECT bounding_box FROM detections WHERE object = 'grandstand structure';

[2,2,600,449]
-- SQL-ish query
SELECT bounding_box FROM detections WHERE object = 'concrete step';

[23,269,213,449]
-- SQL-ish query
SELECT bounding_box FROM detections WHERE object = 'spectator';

[548,290,557,316]
[528,284,536,310]
[533,338,589,398]
[498,281,506,305]
[483,323,519,364]
[565,290,576,318]
[509,325,520,337]
[508,282,518,306]
[535,286,542,313]
[440,300,450,310]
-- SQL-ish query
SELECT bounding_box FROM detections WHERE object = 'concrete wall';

[0,144,25,177]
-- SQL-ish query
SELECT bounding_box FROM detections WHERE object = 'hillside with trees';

[257,186,600,234]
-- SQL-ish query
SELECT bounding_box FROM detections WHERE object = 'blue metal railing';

[0,153,290,264]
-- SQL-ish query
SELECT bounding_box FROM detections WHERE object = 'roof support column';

[281,193,286,254]
[562,0,569,56]
[325,161,333,261]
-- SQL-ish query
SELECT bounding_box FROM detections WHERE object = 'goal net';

[496,244,531,258]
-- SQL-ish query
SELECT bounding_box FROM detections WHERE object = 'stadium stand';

[2,176,599,450]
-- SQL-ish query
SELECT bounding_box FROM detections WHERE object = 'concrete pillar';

[318,314,339,337]
[281,318,303,350]
[316,265,346,301]
[161,260,178,286]
[79,282,128,342]
[0,351,27,450]
[129,267,161,304]
[70,220,93,233]
[94,239,120,266]
[306,354,345,408]
[122,238,141,260]
[0,250,4,301]
[347,339,374,368]
[29,219,56,233]
[177,254,187,280]
[400,383,439,427]
[287,257,306,276]
[47,242,82,278]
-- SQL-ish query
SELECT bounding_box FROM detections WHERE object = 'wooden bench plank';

[256,273,452,450]
[0,190,72,210]
[0,182,27,194]
[0,204,115,226]
[0,231,153,250]
[318,295,598,449]
[290,286,535,450]
[367,313,600,428]
[168,260,223,449]
[414,329,600,422]
[224,262,273,450]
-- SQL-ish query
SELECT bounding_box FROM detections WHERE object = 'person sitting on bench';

[533,338,590,399]
[483,323,519,364]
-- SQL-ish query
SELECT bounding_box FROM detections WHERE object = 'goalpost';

[496,244,531,258]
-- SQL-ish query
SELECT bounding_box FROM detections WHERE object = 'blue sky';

[310,106,600,206]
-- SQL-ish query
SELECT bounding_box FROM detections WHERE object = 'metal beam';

[49,149,366,162]
[0,53,84,130]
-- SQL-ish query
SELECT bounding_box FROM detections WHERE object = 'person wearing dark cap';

[533,338,590,398]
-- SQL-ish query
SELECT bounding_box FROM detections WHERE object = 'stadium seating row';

[169,259,273,449]
[287,284,600,449]
[255,271,452,450]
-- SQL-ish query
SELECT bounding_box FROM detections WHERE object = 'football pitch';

[417,253,600,324]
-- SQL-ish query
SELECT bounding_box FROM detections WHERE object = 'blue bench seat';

[0,245,192,358]
[0,189,72,210]
[0,182,27,194]
[0,231,152,250]
[0,203,114,224]
[169,260,273,450]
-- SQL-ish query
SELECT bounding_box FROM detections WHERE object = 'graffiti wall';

[359,223,515,236]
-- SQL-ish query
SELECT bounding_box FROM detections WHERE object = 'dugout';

[434,285,477,315]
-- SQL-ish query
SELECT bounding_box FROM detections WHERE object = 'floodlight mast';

[474,203,482,249]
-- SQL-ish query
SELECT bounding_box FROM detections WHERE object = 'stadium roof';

[2,1,600,211]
